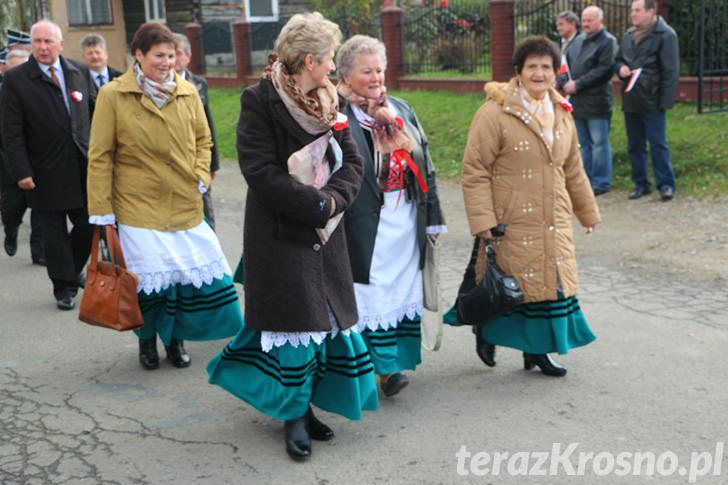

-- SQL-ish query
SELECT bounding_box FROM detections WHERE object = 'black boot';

[4,226,18,256]
[284,416,311,461]
[523,353,567,377]
[165,339,191,368]
[307,406,334,441]
[473,325,496,367]
[139,336,159,370]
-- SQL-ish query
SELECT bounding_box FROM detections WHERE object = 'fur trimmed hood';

[483,79,570,111]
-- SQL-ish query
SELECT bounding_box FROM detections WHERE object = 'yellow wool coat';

[87,68,212,231]
[462,79,601,302]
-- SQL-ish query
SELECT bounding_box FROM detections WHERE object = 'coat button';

[313,243,321,252]
[166,162,171,166]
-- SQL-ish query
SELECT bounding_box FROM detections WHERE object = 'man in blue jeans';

[616,0,679,201]
[558,6,617,196]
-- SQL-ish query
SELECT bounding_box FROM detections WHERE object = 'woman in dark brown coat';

[206,12,377,462]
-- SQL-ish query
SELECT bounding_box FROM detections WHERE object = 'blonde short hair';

[274,12,342,74]
[336,34,387,80]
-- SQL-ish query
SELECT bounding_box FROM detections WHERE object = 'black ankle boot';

[307,406,334,441]
[473,325,496,367]
[284,416,311,461]
[523,353,567,377]
[165,339,191,368]
[139,337,159,370]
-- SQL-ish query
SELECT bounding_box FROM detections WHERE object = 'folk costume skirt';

[117,221,243,346]
[444,293,596,355]
[206,317,379,421]
[354,192,423,375]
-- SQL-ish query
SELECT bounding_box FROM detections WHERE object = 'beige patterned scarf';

[133,63,176,109]
[262,54,339,135]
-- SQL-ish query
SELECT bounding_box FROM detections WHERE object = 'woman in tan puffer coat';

[449,36,601,377]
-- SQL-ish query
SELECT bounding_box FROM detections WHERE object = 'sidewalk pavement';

[1,161,726,484]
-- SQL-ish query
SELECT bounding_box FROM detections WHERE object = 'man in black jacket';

[173,33,220,229]
[0,21,96,310]
[0,47,45,263]
[616,0,679,201]
[80,34,122,89]
[557,6,617,196]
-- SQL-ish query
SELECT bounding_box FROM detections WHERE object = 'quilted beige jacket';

[461,79,601,302]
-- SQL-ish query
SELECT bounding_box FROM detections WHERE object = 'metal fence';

[202,21,236,75]
[249,12,381,73]
[402,0,490,76]
[513,0,631,44]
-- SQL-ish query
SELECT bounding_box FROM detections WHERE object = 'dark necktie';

[97,74,106,87]
[49,66,61,89]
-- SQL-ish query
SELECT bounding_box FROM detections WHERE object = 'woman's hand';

[477,229,493,240]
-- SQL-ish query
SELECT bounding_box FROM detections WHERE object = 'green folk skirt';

[360,317,422,375]
[443,294,596,355]
[207,325,379,421]
[135,275,243,346]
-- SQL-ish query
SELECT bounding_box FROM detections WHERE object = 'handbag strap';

[104,225,128,269]
[88,225,102,273]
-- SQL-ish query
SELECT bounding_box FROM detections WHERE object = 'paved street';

[1,161,727,484]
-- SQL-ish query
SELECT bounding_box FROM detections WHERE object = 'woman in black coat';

[335,35,446,398]
[207,12,376,462]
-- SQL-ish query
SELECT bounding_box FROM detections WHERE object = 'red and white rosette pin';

[71,91,83,103]
[332,112,349,131]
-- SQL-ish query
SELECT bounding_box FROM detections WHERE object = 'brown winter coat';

[237,79,364,333]
[461,79,601,302]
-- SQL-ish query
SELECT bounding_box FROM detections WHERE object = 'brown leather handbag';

[79,225,145,331]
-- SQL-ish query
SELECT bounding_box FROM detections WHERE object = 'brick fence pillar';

[184,23,205,75]
[381,7,405,89]
[490,0,515,82]
[232,20,252,82]
[656,0,669,22]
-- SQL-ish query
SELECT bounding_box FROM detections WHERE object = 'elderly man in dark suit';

[173,33,220,229]
[0,20,96,310]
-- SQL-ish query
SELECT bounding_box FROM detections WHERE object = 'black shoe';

[56,295,75,310]
[593,188,610,196]
[32,254,46,266]
[77,272,86,288]
[381,372,409,397]
[628,186,652,199]
[139,337,159,370]
[473,326,496,367]
[284,416,311,461]
[307,407,334,441]
[4,228,18,256]
[165,339,191,368]
[523,353,567,377]
[659,186,675,201]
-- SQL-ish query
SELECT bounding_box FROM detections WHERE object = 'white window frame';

[245,0,278,22]
[68,0,113,25]
[145,0,166,23]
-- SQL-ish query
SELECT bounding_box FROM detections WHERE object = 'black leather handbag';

[455,228,524,325]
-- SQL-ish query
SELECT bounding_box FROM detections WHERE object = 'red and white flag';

[624,68,643,93]
[557,54,570,78]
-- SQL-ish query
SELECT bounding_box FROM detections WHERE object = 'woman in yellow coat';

[447,36,601,377]
[87,23,243,370]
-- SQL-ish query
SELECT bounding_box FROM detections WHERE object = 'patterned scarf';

[134,63,176,109]
[521,88,555,146]
[262,54,340,135]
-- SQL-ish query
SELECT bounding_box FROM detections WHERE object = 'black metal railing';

[249,13,381,73]
[513,0,631,44]
[694,0,728,113]
[202,21,236,75]
[402,0,490,77]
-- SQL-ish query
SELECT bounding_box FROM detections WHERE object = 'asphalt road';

[1,161,726,484]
